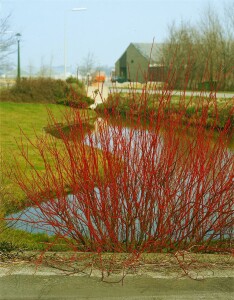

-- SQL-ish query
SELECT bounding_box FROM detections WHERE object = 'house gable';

[115,43,165,83]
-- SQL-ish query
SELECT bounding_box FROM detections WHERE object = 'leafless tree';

[38,56,54,78]
[79,52,96,76]
[161,5,234,90]
[161,21,199,89]
[224,2,234,32]
[0,15,15,74]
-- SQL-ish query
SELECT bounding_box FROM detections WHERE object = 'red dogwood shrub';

[9,90,233,257]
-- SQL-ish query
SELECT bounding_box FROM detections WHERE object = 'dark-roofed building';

[115,43,166,83]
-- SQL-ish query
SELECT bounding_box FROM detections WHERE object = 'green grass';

[0,102,98,250]
[0,102,96,159]
[0,102,96,215]
[0,102,66,155]
[0,227,71,251]
[0,102,64,215]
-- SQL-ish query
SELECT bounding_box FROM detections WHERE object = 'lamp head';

[72,8,87,11]
[16,33,21,41]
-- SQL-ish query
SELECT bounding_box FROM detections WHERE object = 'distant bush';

[0,77,93,107]
[66,76,77,84]
[0,78,68,103]
[57,94,94,109]
[97,93,234,129]
[66,76,86,94]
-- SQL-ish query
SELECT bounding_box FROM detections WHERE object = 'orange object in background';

[93,71,106,83]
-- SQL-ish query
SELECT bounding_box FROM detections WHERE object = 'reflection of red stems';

[8,59,234,275]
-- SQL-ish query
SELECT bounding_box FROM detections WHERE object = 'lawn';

[0,102,96,214]
[0,102,96,250]
[0,102,66,157]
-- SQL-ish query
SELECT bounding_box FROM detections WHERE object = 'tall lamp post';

[16,33,21,80]
[64,7,87,79]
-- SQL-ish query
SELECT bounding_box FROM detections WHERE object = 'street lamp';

[64,7,87,79]
[16,33,21,80]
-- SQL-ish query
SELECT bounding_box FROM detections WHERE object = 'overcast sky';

[0,0,230,71]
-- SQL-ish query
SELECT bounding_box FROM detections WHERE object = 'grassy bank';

[0,228,70,251]
[96,92,234,130]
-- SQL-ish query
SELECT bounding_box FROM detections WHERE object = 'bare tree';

[38,56,54,78]
[0,15,15,74]
[161,21,199,89]
[198,5,234,90]
[27,61,35,78]
[79,52,96,76]
[224,2,234,32]
[161,5,234,90]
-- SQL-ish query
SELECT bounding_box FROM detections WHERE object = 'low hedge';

[0,77,94,108]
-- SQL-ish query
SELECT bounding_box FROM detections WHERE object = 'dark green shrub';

[97,94,130,115]
[186,105,196,117]
[66,76,78,84]
[61,87,94,108]
[0,77,69,103]
[217,107,234,129]
[0,241,16,252]
[66,77,85,93]
[65,76,82,85]
[0,77,92,108]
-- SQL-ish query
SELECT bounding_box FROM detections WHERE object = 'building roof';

[131,43,163,63]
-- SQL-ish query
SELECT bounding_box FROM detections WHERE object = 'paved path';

[109,88,234,99]
[0,274,233,299]
[0,262,233,300]
[172,90,234,99]
[87,83,109,109]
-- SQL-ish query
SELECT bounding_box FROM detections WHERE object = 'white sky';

[0,0,230,70]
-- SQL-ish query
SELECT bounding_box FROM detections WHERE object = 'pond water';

[7,190,227,240]
[8,194,76,235]
[7,117,234,239]
[8,122,163,235]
